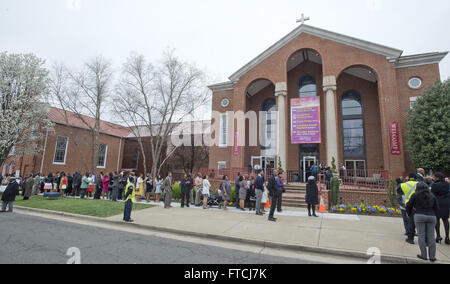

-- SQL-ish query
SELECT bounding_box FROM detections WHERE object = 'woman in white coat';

[202,175,211,209]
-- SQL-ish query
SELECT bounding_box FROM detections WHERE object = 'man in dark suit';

[255,170,265,216]
[72,172,82,196]
[268,170,279,222]
[181,173,193,208]
[235,172,241,209]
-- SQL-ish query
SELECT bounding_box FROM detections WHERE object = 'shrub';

[331,157,337,174]
[169,184,237,202]
[330,177,340,205]
[386,179,398,208]
[407,80,450,173]
[171,183,181,201]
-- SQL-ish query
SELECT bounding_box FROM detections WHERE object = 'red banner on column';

[233,131,240,156]
[389,122,401,156]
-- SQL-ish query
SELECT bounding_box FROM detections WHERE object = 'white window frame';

[8,163,15,175]
[409,97,418,110]
[53,136,69,165]
[8,144,15,156]
[218,161,227,170]
[97,144,108,169]
[219,113,228,148]
[408,77,422,89]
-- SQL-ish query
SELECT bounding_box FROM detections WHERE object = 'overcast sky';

[1,0,449,119]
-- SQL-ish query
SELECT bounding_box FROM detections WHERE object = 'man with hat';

[401,173,419,244]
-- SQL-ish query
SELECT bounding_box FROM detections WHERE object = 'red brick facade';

[208,25,447,180]
[2,123,126,177]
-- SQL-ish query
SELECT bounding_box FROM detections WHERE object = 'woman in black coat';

[431,172,449,245]
[325,167,333,190]
[1,178,20,212]
[94,173,103,200]
[66,174,73,196]
[306,176,319,217]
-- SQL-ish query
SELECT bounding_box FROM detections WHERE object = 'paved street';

[0,212,319,264]
[105,203,450,263]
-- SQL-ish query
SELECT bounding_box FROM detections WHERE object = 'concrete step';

[282,202,308,208]
[285,187,306,190]
[285,190,306,194]
[283,194,305,198]
[284,198,306,203]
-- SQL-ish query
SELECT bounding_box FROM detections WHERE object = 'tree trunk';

[137,137,147,176]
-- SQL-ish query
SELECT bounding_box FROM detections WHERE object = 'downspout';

[116,137,123,172]
[40,129,49,174]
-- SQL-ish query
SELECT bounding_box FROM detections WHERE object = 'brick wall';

[286,60,326,169]
[326,189,393,207]
[395,64,441,174]
[2,123,124,177]
[208,89,234,169]
[207,31,444,180]
[337,72,384,170]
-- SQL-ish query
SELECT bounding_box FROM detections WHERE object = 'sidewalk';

[14,197,450,264]
[105,201,450,263]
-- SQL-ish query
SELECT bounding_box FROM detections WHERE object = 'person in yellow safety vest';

[123,176,136,223]
[402,173,419,244]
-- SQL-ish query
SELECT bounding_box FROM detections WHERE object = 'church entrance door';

[299,144,320,182]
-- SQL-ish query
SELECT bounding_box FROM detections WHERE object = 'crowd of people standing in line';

[3,166,448,262]
[0,167,322,223]
[0,171,171,207]
[396,168,450,262]
[218,169,320,222]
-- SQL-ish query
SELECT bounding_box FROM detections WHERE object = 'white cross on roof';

[296,13,310,25]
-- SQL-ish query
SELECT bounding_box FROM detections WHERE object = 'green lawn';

[14,196,154,218]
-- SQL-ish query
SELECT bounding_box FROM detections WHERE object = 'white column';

[323,76,339,168]
[275,82,287,171]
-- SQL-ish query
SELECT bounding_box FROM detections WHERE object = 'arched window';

[299,76,317,98]
[341,91,365,161]
[261,98,276,156]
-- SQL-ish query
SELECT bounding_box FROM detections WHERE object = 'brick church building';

[208,24,448,181]
[1,107,210,179]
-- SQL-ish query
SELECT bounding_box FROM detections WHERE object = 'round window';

[408,77,422,89]
[221,98,230,108]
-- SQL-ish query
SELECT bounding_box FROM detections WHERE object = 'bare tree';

[113,50,210,179]
[53,57,113,173]
[49,62,90,172]
[169,131,210,174]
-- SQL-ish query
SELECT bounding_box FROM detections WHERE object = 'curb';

[14,206,445,264]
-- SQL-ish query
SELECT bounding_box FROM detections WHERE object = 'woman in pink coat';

[102,173,110,200]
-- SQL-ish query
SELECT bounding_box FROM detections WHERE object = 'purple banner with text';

[291,97,321,144]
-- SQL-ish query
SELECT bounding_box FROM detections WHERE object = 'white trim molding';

[229,24,404,82]
[53,135,69,165]
[218,161,227,170]
[219,113,228,148]
[395,52,449,69]
[97,144,108,169]
[208,81,235,92]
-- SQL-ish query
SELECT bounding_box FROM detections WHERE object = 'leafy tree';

[406,80,450,173]
[0,52,53,167]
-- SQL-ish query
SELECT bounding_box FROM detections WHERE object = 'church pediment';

[229,24,404,82]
